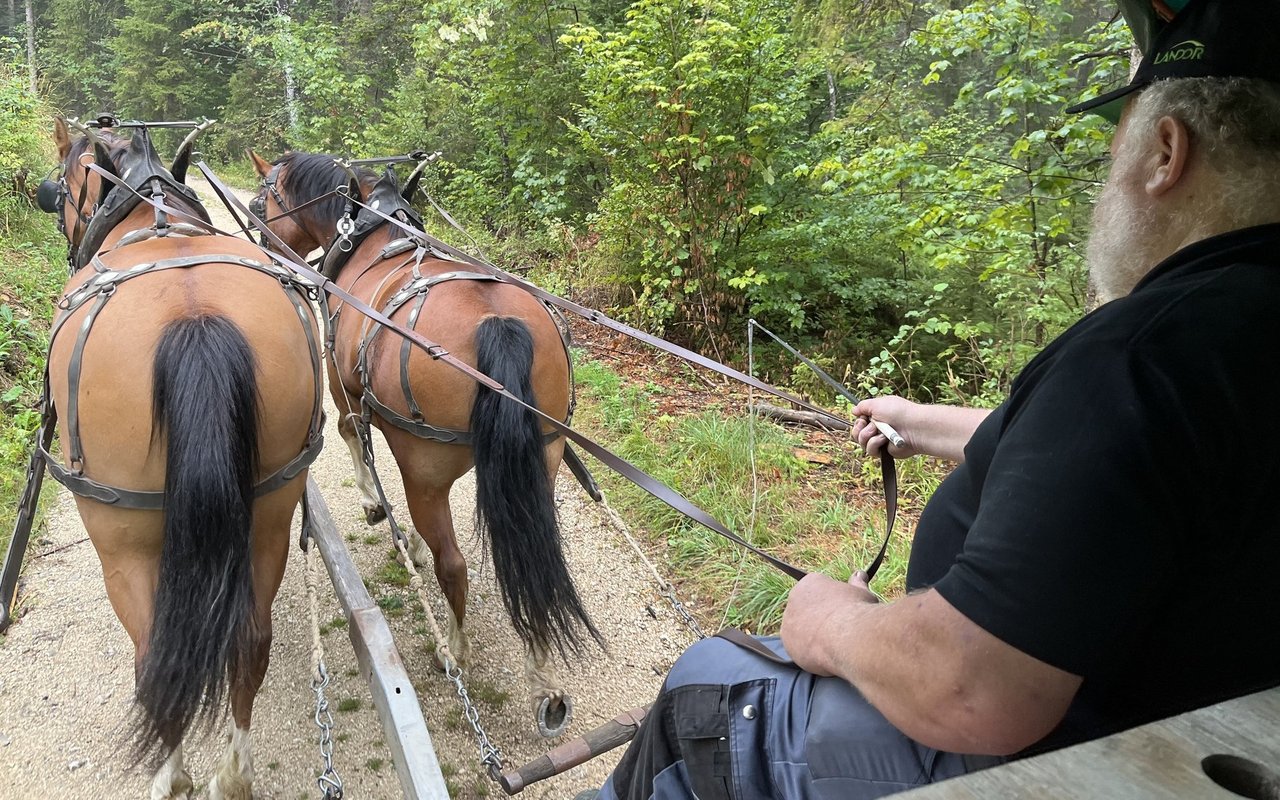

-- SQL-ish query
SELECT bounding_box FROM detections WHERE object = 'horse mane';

[273,152,375,229]
[66,128,132,168]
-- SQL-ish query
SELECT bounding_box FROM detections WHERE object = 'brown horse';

[249,150,600,734]
[40,122,323,799]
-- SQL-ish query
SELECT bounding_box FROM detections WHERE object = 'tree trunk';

[277,0,298,130]
[826,68,837,121]
[24,0,35,92]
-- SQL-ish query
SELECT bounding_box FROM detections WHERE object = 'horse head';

[249,150,378,259]
[43,118,129,253]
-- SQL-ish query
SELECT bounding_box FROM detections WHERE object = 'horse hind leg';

[208,725,254,800]
[149,746,194,800]
[402,486,472,667]
[337,411,387,524]
[209,623,270,800]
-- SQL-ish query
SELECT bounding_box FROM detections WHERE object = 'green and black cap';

[1068,0,1280,122]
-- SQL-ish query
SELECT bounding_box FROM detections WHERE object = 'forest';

[2,1,1135,616]
[4,0,1131,404]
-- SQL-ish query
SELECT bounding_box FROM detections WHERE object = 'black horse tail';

[470,316,602,660]
[133,315,260,764]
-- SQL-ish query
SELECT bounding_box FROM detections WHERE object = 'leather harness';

[43,158,326,510]
[323,174,575,446]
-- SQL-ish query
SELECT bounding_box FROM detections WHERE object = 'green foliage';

[0,64,49,188]
[0,65,65,552]
[564,0,812,348]
[819,0,1128,403]
[39,0,128,114]
[111,0,233,141]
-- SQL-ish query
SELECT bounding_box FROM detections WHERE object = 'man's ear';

[1144,115,1191,198]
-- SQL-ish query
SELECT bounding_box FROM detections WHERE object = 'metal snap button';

[742,705,757,720]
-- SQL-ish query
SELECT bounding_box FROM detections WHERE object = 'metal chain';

[390,533,508,782]
[444,660,506,781]
[304,537,345,799]
[598,498,708,640]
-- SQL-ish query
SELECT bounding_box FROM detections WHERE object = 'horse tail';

[133,315,260,763]
[470,316,601,660]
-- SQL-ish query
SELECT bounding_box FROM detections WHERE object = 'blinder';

[248,191,266,222]
[37,178,63,214]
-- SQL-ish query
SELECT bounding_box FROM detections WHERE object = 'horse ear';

[171,142,192,183]
[248,149,273,178]
[92,142,119,179]
[54,117,71,158]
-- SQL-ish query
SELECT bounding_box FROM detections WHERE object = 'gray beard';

[1086,173,1164,305]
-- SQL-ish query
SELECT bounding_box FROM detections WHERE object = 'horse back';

[330,240,570,434]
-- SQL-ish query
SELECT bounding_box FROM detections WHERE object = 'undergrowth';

[571,355,945,633]
[1,67,66,556]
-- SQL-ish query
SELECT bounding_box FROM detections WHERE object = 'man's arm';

[852,396,992,463]
[780,572,1081,756]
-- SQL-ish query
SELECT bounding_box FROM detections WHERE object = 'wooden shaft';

[499,705,650,794]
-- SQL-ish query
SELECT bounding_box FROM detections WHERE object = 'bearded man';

[588,1,1280,798]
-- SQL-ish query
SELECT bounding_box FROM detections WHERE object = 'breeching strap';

[182,162,804,580]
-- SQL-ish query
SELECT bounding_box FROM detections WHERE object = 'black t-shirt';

[906,224,1280,754]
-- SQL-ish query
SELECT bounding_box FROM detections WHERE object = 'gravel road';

[0,174,695,799]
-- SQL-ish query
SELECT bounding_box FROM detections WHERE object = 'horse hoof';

[364,504,387,525]
[537,694,573,739]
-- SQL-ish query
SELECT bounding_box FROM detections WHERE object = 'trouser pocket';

[672,684,734,800]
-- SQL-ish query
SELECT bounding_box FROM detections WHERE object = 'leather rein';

[104,160,900,584]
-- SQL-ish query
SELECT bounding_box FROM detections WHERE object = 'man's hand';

[852,397,993,463]
[780,571,879,676]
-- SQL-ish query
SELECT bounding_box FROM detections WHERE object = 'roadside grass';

[0,198,67,557]
[571,354,945,633]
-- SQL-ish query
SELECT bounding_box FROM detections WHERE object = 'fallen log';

[751,402,851,431]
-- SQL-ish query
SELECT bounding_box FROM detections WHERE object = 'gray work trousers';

[600,636,1005,799]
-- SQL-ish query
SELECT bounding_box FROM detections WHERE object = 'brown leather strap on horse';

[191,162,810,581]
[86,159,887,584]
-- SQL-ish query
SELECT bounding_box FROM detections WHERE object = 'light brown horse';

[40,122,322,799]
[249,150,600,734]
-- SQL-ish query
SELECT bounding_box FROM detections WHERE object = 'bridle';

[38,157,100,270]
[250,163,292,244]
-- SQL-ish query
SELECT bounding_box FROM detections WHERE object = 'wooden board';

[899,687,1280,799]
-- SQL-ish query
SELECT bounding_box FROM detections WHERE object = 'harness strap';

[713,628,795,666]
[183,163,815,580]
[114,222,210,248]
[38,430,324,510]
[400,291,430,422]
[65,289,111,471]
[47,250,327,510]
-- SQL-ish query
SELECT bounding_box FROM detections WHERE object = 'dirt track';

[0,174,695,799]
